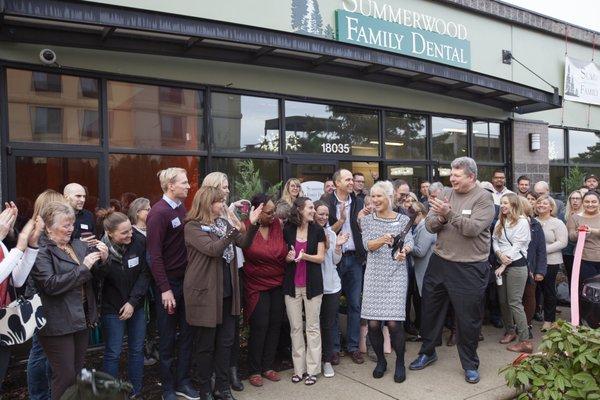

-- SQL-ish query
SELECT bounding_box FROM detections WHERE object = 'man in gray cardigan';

[408,157,494,384]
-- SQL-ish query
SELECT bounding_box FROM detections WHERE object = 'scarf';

[207,218,235,264]
[101,234,126,264]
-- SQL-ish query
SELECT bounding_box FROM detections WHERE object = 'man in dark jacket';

[63,183,96,243]
[322,169,366,365]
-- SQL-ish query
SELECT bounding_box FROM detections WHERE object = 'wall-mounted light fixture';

[529,133,541,152]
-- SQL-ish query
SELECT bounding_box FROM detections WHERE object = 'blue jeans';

[102,308,146,395]
[27,333,52,400]
[155,278,195,394]
[338,254,363,352]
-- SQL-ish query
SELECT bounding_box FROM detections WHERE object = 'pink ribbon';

[570,227,588,326]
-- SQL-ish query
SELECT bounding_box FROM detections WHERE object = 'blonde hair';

[495,193,525,237]
[411,200,427,215]
[41,201,75,230]
[370,180,394,210]
[33,189,67,219]
[186,186,225,225]
[202,172,228,190]
[518,196,533,217]
[281,178,304,206]
[157,168,187,193]
[536,194,557,217]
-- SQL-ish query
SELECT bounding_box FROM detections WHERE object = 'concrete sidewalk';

[235,316,564,400]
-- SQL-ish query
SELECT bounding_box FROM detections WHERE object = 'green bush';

[500,320,600,399]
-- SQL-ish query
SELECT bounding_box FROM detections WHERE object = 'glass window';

[80,78,99,99]
[290,163,335,183]
[384,113,427,160]
[434,164,452,187]
[15,156,99,220]
[549,165,566,197]
[285,101,379,156]
[432,117,467,161]
[108,81,204,150]
[339,161,380,191]
[212,93,279,153]
[32,71,62,92]
[568,130,600,164]
[386,165,427,192]
[8,69,100,145]
[477,165,504,183]
[109,154,202,210]
[473,122,503,162]
[548,128,565,163]
[212,158,281,201]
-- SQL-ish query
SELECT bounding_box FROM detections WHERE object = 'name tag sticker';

[80,224,89,230]
[171,217,181,228]
[462,209,472,215]
[128,257,139,268]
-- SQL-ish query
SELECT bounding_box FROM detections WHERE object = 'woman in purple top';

[282,197,325,386]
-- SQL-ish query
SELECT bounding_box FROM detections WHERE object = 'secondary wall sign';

[564,56,600,106]
[335,1,471,69]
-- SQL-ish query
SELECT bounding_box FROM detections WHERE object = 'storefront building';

[0,0,598,214]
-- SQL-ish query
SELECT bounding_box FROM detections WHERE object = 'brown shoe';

[350,350,364,364]
[262,370,281,382]
[331,352,340,366]
[446,331,457,346]
[499,331,517,344]
[249,374,263,387]
[507,340,533,354]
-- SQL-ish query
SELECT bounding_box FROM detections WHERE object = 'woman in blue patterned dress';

[361,180,413,384]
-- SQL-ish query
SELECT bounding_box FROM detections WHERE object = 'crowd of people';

[0,158,598,400]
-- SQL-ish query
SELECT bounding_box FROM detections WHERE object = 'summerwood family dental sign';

[336,0,471,68]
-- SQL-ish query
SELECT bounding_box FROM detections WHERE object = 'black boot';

[394,360,406,383]
[229,367,244,391]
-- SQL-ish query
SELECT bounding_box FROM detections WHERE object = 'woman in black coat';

[96,209,150,398]
[33,201,108,400]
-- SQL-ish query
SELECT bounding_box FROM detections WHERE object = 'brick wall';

[512,119,549,187]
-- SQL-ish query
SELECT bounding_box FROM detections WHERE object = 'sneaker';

[323,362,335,378]
[175,384,200,400]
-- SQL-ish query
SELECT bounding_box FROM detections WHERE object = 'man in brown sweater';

[409,157,494,385]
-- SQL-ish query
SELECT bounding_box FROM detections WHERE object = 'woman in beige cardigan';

[183,186,263,400]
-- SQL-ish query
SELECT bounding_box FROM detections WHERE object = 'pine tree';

[291,0,308,31]
[301,0,315,33]
[311,0,324,35]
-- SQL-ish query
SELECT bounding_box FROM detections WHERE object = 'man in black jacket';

[63,183,95,241]
[322,169,366,364]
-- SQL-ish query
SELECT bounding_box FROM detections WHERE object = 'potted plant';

[500,320,600,399]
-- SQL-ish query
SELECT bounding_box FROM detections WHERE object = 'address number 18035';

[321,143,350,154]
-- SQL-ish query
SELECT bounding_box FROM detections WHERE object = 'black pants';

[0,347,10,393]
[419,254,488,370]
[248,287,284,375]
[38,330,88,400]
[155,278,195,393]
[541,264,559,322]
[196,297,237,393]
[405,263,421,330]
[563,254,574,286]
[485,277,502,324]
[320,291,340,363]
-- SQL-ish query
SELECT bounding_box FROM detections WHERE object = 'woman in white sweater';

[535,195,568,332]
[493,193,532,353]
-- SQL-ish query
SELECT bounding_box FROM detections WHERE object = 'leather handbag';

[60,369,133,400]
[0,293,46,346]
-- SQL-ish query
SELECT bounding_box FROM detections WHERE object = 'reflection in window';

[285,101,379,156]
[8,69,100,145]
[81,110,100,139]
[548,128,565,163]
[32,107,62,136]
[432,117,467,161]
[15,156,99,220]
[212,93,279,153]
[80,78,99,98]
[569,130,600,164]
[108,81,204,150]
[109,154,202,209]
[549,166,565,196]
[212,158,281,201]
[477,166,503,183]
[339,161,380,189]
[385,113,427,160]
[473,122,502,162]
[32,72,62,93]
[386,165,427,191]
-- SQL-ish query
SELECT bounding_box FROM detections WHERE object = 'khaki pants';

[285,287,323,376]
[498,266,529,342]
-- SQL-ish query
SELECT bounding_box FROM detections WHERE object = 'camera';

[39,49,57,65]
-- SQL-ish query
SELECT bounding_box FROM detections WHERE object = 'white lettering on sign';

[342,0,468,40]
[321,143,351,154]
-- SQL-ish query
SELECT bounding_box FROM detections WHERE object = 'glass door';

[286,158,337,201]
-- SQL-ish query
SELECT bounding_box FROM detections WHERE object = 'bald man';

[63,183,95,241]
